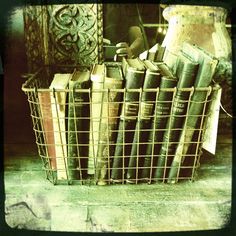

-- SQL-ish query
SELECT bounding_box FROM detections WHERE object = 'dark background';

[2,4,163,149]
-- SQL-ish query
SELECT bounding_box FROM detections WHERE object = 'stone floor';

[3,132,233,233]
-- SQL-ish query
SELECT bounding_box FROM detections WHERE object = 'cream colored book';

[88,64,105,175]
[50,73,71,180]
[96,64,123,185]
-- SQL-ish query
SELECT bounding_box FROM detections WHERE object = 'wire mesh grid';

[22,66,219,185]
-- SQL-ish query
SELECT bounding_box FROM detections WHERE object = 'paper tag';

[202,87,222,155]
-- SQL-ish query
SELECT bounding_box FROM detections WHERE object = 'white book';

[50,73,71,180]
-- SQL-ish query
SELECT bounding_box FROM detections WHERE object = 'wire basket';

[22,65,219,185]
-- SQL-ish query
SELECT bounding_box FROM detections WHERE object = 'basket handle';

[21,69,43,93]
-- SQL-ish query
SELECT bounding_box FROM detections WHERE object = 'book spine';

[38,92,57,173]
[96,80,123,185]
[111,68,145,182]
[88,73,104,175]
[147,51,156,61]
[111,120,136,182]
[155,46,166,62]
[50,89,68,180]
[167,50,218,183]
[141,76,177,182]
[167,126,195,183]
[96,120,110,185]
[126,70,161,183]
[167,87,212,183]
[67,81,90,181]
[126,119,151,183]
[154,57,199,182]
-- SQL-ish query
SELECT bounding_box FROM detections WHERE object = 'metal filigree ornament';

[48,5,99,65]
[23,6,44,72]
[24,4,103,71]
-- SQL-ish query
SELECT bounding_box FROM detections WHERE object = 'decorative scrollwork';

[23,6,44,72]
[48,4,101,65]
[24,4,103,71]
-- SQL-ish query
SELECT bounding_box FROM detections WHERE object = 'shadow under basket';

[22,65,220,185]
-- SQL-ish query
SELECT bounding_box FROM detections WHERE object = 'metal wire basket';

[22,65,219,185]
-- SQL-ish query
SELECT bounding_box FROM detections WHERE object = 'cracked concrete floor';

[3,132,232,232]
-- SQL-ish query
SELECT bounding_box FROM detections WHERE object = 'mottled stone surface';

[4,133,232,232]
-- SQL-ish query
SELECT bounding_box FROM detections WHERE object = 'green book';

[111,58,146,183]
[126,60,161,183]
[154,52,199,182]
[167,43,218,184]
[67,70,91,182]
[141,73,178,183]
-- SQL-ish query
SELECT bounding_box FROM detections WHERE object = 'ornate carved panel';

[23,5,45,72]
[24,4,103,72]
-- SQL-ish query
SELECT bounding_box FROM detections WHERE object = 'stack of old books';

[37,43,219,185]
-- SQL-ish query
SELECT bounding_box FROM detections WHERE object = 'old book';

[156,62,175,77]
[126,60,161,183]
[50,73,72,180]
[146,44,158,61]
[96,64,123,185]
[139,44,165,62]
[88,64,105,175]
[141,75,178,182]
[111,58,146,182]
[141,62,177,182]
[154,53,199,182]
[38,91,57,172]
[155,46,166,62]
[167,43,218,183]
[67,70,91,182]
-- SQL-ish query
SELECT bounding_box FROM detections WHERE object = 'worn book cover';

[154,52,199,182]
[88,64,105,175]
[168,43,218,183]
[141,69,178,182]
[67,70,91,182]
[96,64,123,185]
[38,91,57,172]
[126,60,161,183]
[111,58,145,182]
[50,73,72,180]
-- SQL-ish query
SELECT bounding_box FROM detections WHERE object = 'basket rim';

[21,64,221,93]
